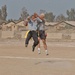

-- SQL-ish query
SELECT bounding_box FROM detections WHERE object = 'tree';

[1,5,7,20]
[56,14,66,22]
[45,12,55,22]
[7,19,14,23]
[21,7,29,20]
[0,9,2,20]
[39,9,46,14]
[66,8,75,21]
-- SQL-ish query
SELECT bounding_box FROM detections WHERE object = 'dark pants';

[39,30,46,40]
[25,31,39,47]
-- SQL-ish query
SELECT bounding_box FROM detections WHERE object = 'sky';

[0,0,75,20]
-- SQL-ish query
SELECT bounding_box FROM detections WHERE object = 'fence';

[0,31,75,41]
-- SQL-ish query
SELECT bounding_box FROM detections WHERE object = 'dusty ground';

[0,39,75,75]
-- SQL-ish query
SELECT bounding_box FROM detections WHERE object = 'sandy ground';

[0,39,75,75]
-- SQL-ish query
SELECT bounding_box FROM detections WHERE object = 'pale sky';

[0,0,75,20]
